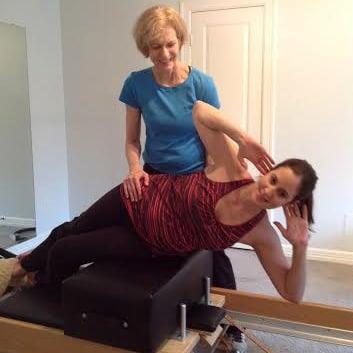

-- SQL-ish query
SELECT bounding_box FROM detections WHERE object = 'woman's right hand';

[123,167,149,201]
[238,134,274,174]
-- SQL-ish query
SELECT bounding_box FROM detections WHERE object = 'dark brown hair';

[273,158,318,225]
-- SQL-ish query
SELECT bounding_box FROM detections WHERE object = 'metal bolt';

[204,276,211,305]
[180,303,187,341]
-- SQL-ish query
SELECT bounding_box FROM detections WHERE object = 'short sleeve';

[119,73,140,109]
[201,77,221,109]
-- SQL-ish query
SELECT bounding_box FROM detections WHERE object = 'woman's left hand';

[273,203,309,247]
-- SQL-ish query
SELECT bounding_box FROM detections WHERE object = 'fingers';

[302,204,308,222]
[273,221,286,235]
[123,170,151,201]
[255,161,266,175]
[287,201,308,221]
[143,172,150,186]
[292,202,301,217]
[134,178,142,200]
[284,202,301,218]
[123,177,141,201]
[265,152,275,165]
[283,204,291,218]
[123,180,129,199]
[255,156,274,175]
[123,179,138,201]
[256,159,272,174]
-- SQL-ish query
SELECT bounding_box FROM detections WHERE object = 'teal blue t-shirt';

[119,67,220,174]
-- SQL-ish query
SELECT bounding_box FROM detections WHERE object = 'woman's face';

[255,166,302,209]
[148,26,180,73]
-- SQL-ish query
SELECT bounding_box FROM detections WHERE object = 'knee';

[47,238,72,268]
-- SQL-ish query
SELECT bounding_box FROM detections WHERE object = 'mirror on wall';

[0,22,36,248]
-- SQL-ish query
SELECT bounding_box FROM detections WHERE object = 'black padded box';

[63,250,213,353]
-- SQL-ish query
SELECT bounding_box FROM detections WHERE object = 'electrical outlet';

[344,214,353,236]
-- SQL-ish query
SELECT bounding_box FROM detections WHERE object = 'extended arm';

[125,105,142,171]
[123,105,149,201]
[245,204,309,303]
[192,101,273,175]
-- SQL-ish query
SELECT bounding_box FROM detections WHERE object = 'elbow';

[125,137,141,147]
[281,291,303,304]
[125,139,141,154]
[286,296,302,305]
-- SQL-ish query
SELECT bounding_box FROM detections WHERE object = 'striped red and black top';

[121,171,266,255]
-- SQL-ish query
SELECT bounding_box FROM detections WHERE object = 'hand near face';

[238,134,274,174]
[273,203,309,247]
[123,168,149,202]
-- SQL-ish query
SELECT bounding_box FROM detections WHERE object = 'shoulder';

[190,67,214,84]
[205,164,252,182]
[190,67,220,107]
[240,212,277,246]
[126,67,152,83]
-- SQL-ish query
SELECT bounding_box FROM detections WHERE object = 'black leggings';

[20,185,153,286]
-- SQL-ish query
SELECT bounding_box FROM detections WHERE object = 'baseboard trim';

[232,244,353,266]
[7,232,48,255]
[0,216,35,228]
[7,235,353,265]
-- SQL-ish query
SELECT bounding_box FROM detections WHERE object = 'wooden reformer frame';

[0,289,352,353]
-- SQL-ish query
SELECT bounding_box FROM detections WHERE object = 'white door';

[182,0,274,177]
[191,6,264,142]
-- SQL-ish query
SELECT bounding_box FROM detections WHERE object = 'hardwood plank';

[212,288,353,331]
[209,293,225,308]
[158,331,199,353]
[0,317,130,353]
[0,316,199,353]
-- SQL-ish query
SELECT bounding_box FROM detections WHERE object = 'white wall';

[60,0,167,215]
[4,0,352,257]
[60,0,353,255]
[0,0,69,235]
[0,23,34,220]
[273,0,353,252]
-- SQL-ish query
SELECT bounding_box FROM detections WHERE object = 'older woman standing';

[119,6,273,351]
[120,5,220,183]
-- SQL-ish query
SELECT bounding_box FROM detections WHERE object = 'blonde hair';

[133,5,188,57]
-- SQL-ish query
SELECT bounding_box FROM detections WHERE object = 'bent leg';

[21,185,130,272]
[35,225,151,286]
[212,250,236,289]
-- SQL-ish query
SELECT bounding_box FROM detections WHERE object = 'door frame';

[180,0,276,154]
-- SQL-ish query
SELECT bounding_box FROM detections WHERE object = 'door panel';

[191,6,264,142]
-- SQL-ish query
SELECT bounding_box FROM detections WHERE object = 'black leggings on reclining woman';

[20,185,153,285]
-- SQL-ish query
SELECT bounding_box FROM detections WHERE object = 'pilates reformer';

[0,248,353,353]
[0,250,229,353]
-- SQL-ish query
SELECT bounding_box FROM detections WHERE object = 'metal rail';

[227,310,353,347]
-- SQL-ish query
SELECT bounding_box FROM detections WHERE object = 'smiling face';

[255,167,302,209]
[148,26,180,73]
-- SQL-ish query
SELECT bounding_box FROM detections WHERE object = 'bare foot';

[12,258,27,279]
[26,272,37,287]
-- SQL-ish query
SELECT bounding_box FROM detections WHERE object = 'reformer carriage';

[0,249,352,353]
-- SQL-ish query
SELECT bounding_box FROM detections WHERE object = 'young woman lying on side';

[0,101,317,303]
